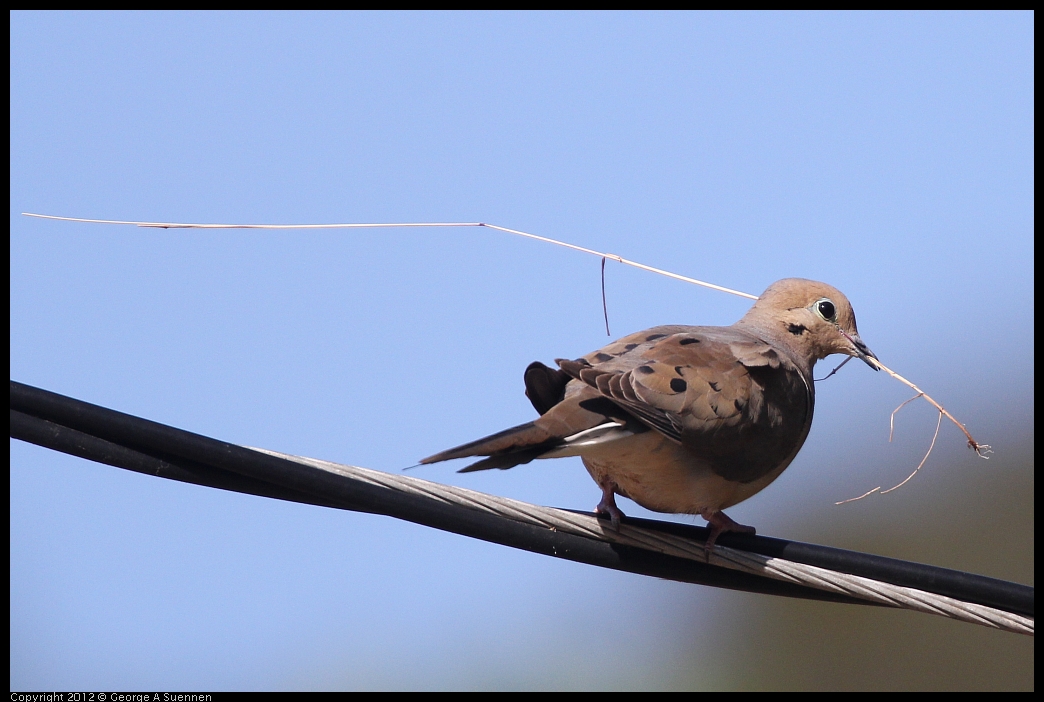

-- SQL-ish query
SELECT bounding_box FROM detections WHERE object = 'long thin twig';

[890,393,926,442]
[882,410,944,494]
[836,486,882,505]
[814,355,852,382]
[837,405,946,505]
[20,212,990,489]
[21,213,760,300]
[866,356,991,458]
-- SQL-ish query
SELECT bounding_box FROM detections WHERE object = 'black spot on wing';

[670,378,687,393]
[645,333,667,341]
[637,365,655,374]
[594,352,614,362]
[624,343,639,351]
[679,337,700,345]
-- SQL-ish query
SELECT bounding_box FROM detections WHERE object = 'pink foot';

[700,508,756,554]
[596,482,625,529]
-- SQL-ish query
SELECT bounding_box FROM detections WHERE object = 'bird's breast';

[578,432,786,514]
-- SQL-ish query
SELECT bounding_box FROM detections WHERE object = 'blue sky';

[11,12,1033,690]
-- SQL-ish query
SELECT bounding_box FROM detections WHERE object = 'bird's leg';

[700,508,756,554]
[596,481,626,529]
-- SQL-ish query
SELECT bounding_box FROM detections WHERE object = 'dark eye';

[816,299,836,322]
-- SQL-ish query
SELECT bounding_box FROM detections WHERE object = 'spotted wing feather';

[559,329,812,483]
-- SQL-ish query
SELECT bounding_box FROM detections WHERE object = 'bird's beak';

[842,330,879,370]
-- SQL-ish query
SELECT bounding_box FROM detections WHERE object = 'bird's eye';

[815,299,836,322]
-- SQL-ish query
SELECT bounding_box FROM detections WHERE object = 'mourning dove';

[421,278,877,548]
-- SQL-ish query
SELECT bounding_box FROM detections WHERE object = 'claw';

[700,508,756,555]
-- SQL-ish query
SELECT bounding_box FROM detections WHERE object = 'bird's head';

[740,278,878,370]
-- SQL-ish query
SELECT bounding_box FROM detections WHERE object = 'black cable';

[10,380,1033,617]
[8,398,862,605]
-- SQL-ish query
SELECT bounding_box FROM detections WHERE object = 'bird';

[421,278,878,549]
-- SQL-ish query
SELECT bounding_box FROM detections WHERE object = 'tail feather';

[421,383,638,473]
[456,446,553,472]
[419,420,561,470]
[524,361,571,415]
